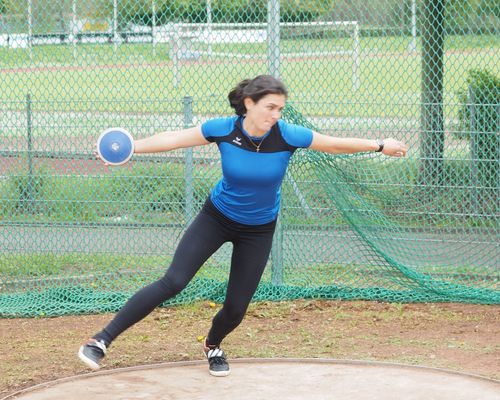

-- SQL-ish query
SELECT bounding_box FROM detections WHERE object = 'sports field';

[1,8,499,400]
[1,34,498,119]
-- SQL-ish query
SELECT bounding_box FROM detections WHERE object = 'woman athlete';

[78,75,408,377]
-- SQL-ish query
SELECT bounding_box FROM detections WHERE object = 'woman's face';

[244,93,286,133]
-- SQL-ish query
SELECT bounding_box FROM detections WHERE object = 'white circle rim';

[96,127,134,166]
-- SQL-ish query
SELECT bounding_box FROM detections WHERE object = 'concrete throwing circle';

[4,359,500,400]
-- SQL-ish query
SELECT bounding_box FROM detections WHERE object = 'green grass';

[2,252,492,288]
[0,162,218,224]
[1,34,498,119]
[1,34,496,67]
[0,253,171,278]
[0,155,496,229]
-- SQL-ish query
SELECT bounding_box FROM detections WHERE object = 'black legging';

[95,198,276,347]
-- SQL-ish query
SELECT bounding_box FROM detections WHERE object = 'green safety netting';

[0,0,498,317]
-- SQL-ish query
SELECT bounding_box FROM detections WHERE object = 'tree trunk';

[419,0,446,189]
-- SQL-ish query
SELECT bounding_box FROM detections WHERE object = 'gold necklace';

[246,133,268,152]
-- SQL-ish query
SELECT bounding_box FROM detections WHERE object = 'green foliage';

[457,69,499,134]
[0,163,219,224]
[211,0,267,23]
[456,69,499,189]
[2,0,499,33]
[121,0,330,25]
[127,0,206,25]
[0,173,44,215]
[446,0,500,34]
[280,0,331,22]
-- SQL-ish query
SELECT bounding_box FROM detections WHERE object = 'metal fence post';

[183,96,194,225]
[71,0,77,61]
[271,217,284,286]
[151,0,156,58]
[267,0,280,79]
[27,0,33,61]
[469,85,479,215]
[267,0,284,285]
[170,29,181,88]
[26,93,34,208]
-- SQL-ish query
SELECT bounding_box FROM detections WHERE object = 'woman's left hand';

[381,138,408,157]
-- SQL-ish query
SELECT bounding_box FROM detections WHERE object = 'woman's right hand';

[94,147,110,166]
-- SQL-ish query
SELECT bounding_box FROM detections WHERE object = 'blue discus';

[97,128,134,166]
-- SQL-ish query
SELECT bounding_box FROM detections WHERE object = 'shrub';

[125,0,327,26]
[456,69,499,189]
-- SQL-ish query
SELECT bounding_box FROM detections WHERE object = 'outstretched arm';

[309,131,408,157]
[134,126,210,154]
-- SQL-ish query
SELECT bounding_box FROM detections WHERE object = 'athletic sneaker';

[78,338,108,370]
[203,340,230,377]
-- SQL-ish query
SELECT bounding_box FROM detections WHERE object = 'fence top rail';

[169,21,359,29]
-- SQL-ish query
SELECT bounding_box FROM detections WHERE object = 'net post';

[152,0,156,58]
[170,25,180,88]
[286,171,313,217]
[71,0,77,62]
[352,21,360,91]
[113,0,119,55]
[409,0,417,52]
[269,0,284,282]
[26,93,34,207]
[469,85,479,216]
[271,217,284,286]
[27,0,33,62]
[206,0,213,57]
[267,0,280,79]
[183,96,194,225]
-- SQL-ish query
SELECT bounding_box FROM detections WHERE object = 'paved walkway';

[4,359,500,400]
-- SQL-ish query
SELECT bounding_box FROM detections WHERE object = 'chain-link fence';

[0,0,498,316]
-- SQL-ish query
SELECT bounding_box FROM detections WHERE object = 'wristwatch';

[375,139,384,152]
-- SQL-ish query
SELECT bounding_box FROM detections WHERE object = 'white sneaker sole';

[209,369,231,377]
[78,346,101,370]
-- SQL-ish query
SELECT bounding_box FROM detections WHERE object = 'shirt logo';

[232,136,242,146]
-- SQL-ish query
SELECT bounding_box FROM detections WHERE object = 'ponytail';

[228,75,288,116]
[228,79,251,116]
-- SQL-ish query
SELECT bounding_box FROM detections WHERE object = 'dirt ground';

[1,300,499,398]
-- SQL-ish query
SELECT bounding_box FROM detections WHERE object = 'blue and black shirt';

[201,116,313,225]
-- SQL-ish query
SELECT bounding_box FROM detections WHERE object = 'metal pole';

[352,22,360,91]
[171,30,180,88]
[152,0,156,58]
[409,0,417,52]
[271,216,284,286]
[469,85,479,216]
[267,0,283,284]
[26,93,34,206]
[286,172,313,217]
[183,96,194,225]
[72,0,77,61]
[206,0,212,56]
[113,0,118,54]
[28,0,33,61]
[267,0,280,79]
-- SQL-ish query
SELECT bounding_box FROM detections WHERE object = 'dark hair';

[228,75,288,116]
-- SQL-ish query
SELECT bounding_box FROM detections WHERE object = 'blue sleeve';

[201,117,237,142]
[278,120,314,149]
